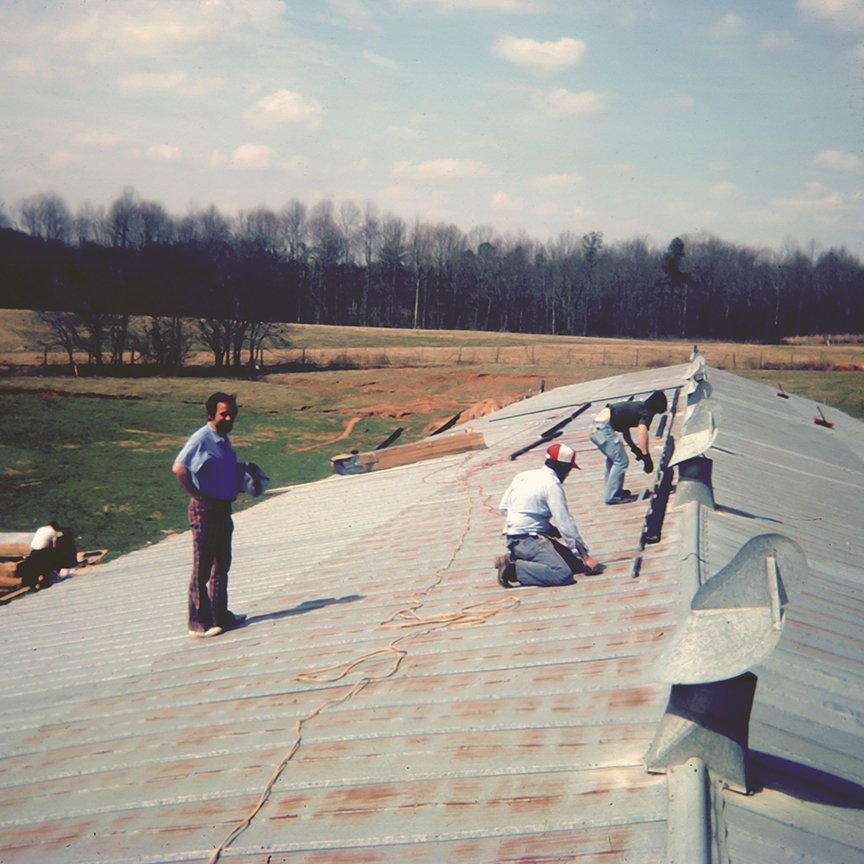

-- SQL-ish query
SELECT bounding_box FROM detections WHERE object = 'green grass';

[0,382,449,560]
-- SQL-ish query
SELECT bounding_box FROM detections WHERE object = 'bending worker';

[495,442,601,588]
[589,390,668,505]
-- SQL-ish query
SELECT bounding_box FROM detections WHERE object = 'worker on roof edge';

[172,392,248,639]
[589,390,668,505]
[495,442,602,589]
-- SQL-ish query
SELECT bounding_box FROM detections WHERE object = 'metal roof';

[1,362,862,863]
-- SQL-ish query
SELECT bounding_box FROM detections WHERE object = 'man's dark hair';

[206,392,238,418]
[545,459,572,482]
[645,390,668,415]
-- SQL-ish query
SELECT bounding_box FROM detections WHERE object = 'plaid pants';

[188,497,233,632]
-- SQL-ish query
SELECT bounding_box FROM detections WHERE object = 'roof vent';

[645,672,757,793]
[645,533,808,791]
[675,456,715,509]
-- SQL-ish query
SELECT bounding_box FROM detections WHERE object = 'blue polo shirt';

[174,423,239,501]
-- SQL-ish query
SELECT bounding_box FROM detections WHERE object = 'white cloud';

[492,36,586,75]
[665,198,693,214]
[230,144,274,169]
[319,0,376,29]
[797,0,864,32]
[491,191,523,211]
[533,89,611,116]
[711,12,748,38]
[803,181,828,196]
[531,201,559,217]
[395,0,550,13]
[281,155,310,174]
[759,30,799,49]
[710,181,738,199]
[73,132,125,150]
[146,144,182,162]
[741,187,864,227]
[391,158,495,179]
[118,73,225,97]
[50,0,288,61]
[244,91,323,131]
[48,151,82,168]
[378,184,432,204]
[531,172,584,189]
[602,162,636,174]
[361,50,401,70]
[4,57,53,80]
[386,125,425,142]
[815,148,863,171]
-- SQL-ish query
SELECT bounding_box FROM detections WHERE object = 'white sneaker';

[189,626,223,638]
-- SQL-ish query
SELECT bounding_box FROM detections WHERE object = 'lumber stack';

[0,543,28,593]
[331,430,487,475]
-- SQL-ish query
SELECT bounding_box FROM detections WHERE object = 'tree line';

[1,187,862,371]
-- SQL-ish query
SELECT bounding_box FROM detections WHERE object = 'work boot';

[493,554,518,588]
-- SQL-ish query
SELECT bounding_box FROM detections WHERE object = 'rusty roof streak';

[1,363,862,862]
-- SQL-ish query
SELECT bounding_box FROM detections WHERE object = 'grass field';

[2,311,862,562]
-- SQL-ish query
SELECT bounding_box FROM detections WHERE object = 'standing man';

[589,390,668,505]
[173,392,247,638]
[495,442,601,588]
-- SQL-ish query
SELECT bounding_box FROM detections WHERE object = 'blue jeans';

[589,423,629,504]
[506,535,578,587]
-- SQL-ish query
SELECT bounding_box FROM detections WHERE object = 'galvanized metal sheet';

[1,363,862,863]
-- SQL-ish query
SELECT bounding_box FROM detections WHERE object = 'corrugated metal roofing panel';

[1,362,862,863]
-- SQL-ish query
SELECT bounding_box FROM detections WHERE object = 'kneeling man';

[495,442,601,588]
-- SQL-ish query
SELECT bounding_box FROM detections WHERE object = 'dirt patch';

[356,396,457,419]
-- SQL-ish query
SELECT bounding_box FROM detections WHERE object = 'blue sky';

[1,0,862,256]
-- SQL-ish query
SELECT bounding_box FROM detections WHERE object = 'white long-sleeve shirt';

[499,465,588,553]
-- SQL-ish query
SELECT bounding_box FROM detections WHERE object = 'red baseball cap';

[547,442,580,469]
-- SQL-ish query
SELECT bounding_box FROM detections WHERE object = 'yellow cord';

[205,465,519,863]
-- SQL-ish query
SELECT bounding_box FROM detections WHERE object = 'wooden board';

[0,586,30,605]
[0,542,30,558]
[332,430,487,475]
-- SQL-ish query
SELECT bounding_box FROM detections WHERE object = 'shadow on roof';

[715,504,783,523]
[748,752,864,808]
[244,594,364,625]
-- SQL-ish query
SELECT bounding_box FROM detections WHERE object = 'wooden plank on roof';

[331,431,487,474]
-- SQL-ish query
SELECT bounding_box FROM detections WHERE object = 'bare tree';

[408,219,433,328]
[36,310,83,369]
[338,200,361,265]
[379,214,408,325]
[72,203,108,245]
[238,206,280,252]
[18,193,72,242]
[146,316,190,374]
[359,202,380,325]
[107,186,143,248]
[308,200,342,323]
[280,199,308,259]
[138,201,175,246]
[581,231,603,335]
